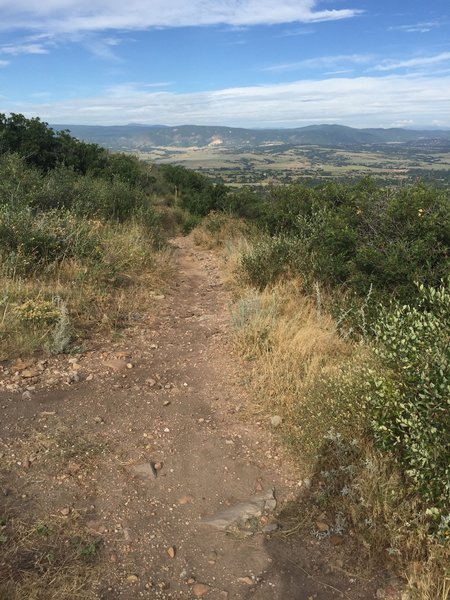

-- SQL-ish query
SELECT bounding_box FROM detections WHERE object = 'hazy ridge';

[52,123,450,151]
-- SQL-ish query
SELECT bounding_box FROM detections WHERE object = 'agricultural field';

[136,143,450,186]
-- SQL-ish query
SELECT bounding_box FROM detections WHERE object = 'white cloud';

[0,1,363,33]
[7,74,450,128]
[264,54,371,72]
[82,36,122,61]
[374,52,450,71]
[0,59,10,67]
[389,20,443,33]
[0,43,49,55]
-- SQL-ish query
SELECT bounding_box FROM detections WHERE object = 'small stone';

[126,363,133,369]
[208,551,218,564]
[22,391,32,401]
[60,507,71,516]
[22,457,30,469]
[262,523,279,533]
[154,462,163,472]
[187,578,196,585]
[86,374,93,381]
[303,478,312,489]
[178,495,195,505]
[21,369,38,379]
[94,416,104,424]
[192,583,210,597]
[163,400,171,406]
[146,378,156,387]
[12,359,27,371]
[131,462,157,479]
[219,593,229,599]
[270,415,283,428]
[166,546,176,558]
[127,574,139,583]
[316,521,329,532]
[68,357,79,364]
[103,359,128,372]
[238,576,254,585]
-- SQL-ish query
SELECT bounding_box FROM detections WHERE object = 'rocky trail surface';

[0,236,385,599]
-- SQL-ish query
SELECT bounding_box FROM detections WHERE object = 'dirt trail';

[0,236,381,599]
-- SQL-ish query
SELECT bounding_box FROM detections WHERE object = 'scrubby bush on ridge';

[367,281,450,521]
[232,180,449,305]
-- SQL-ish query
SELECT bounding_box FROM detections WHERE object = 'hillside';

[52,123,450,152]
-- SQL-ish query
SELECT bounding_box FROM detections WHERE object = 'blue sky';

[0,0,449,128]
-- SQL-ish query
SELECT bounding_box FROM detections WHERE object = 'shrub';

[0,206,101,273]
[238,236,303,289]
[0,153,42,208]
[366,280,450,521]
[223,180,450,305]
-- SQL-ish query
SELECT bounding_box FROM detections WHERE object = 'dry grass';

[221,233,449,600]
[230,279,363,462]
[0,513,100,600]
[0,221,174,360]
[192,212,251,251]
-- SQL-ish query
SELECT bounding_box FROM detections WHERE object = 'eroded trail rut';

[1,237,378,599]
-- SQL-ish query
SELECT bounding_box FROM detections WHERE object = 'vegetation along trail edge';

[0,235,386,599]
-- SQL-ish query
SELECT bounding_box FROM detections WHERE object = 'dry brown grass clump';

[230,279,365,461]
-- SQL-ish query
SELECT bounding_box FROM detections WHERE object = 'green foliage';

[0,112,106,173]
[238,236,302,289]
[366,281,450,520]
[0,205,101,274]
[161,164,228,216]
[232,179,449,305]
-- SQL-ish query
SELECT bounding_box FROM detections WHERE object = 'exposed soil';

[0,236,385,599]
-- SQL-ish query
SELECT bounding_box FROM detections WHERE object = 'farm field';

[135,143,450,185]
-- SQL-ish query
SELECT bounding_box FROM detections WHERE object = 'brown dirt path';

[0,235,382,599]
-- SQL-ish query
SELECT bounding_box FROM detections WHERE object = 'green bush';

[239,236,303,289]
[161,164,228,216]
[0,206,101,273]
[366,280,450,521]
[223,180,450,305]
[0,153,42,208]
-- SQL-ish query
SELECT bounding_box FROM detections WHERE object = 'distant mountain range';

[51,123,450,151]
